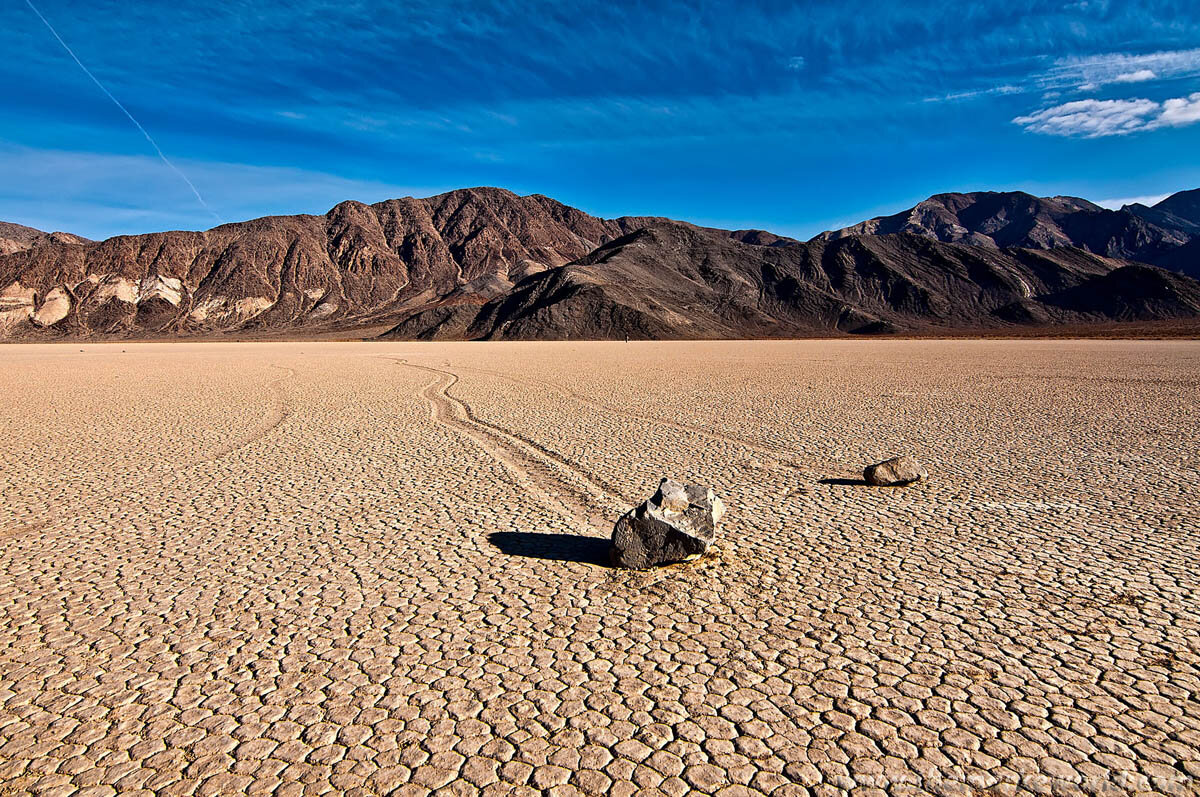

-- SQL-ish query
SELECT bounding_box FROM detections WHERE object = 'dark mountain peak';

[1124,188,1200,236]
[816,189,1188,262]
[327,198,372,216]
[1153,188,1200,225]
[913,190,1098,214]
[439,185,522,201]
[728,229,801,247]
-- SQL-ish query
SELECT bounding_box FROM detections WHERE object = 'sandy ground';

[1,340,1198,797]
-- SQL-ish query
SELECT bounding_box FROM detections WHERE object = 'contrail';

[24,0,222,224]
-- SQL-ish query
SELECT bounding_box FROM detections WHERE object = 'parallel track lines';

[384,357,627,540]
[454,363,811,475]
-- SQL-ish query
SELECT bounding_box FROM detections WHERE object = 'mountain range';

[2,187,1199,340]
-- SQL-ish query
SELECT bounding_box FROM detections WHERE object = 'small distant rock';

[864,456,928,486]
[611,478,725,569]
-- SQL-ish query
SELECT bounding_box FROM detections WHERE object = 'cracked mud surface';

[1,339,1198,796]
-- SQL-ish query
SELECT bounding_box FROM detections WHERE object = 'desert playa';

[1,339,1198,796]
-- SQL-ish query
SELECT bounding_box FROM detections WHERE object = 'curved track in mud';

[456,363,813,475]
[386,358,630,541]
[210,364,295,459]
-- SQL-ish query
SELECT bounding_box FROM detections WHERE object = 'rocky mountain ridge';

[815,190,1192,266]
[2,186,1198,340]
[0,222,90,256]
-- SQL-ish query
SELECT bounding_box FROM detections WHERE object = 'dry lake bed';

[1,339,1198,796]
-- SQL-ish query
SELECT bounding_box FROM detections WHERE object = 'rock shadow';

[488,532,611,566]
[819,477,870,486]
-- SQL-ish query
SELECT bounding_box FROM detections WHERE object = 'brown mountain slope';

[382,221,1173,340]
[3,188,1199,340]
[0,221,90,256]
[0,188,632,336]
[815,191,1191,265]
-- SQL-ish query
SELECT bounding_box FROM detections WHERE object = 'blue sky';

[5,0,1200,241]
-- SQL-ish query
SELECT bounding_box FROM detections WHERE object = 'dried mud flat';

[1,339,1198,797]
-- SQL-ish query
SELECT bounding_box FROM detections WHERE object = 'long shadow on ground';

[819,477,870,486]
[488,532,611,566]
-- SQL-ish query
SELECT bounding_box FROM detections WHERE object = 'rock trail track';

[1,340,1198,797]
[385,357,628,541]
[210,364,296,459]
[455,362,812,476]
[399,360,639,498]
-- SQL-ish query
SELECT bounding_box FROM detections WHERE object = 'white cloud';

[1013,98,1159,137]
[1159,92,1200,127]
[1094,194,1170,210]
[1013,92,1200,137]
[1112,69,1156,84]
[786,56,805,71]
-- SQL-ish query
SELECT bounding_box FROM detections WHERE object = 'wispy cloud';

[1095,193,1171,209]
[1013,98,1160,137]
[1013,92,1200,137]
[1043,47,1200,91]
[924,85,1023,103]
[924,46,1198,105]
[1112,68,1157,83]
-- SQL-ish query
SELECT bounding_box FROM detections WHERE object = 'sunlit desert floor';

[1,340,1198,796]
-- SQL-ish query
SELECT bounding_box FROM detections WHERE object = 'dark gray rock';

[864,456,928,486]
[611,478,725,569]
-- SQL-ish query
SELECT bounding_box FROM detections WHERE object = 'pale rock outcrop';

[139,275,184,306]
[0,282,35,329]
[93,276,139,304]
[33,287,71,326]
